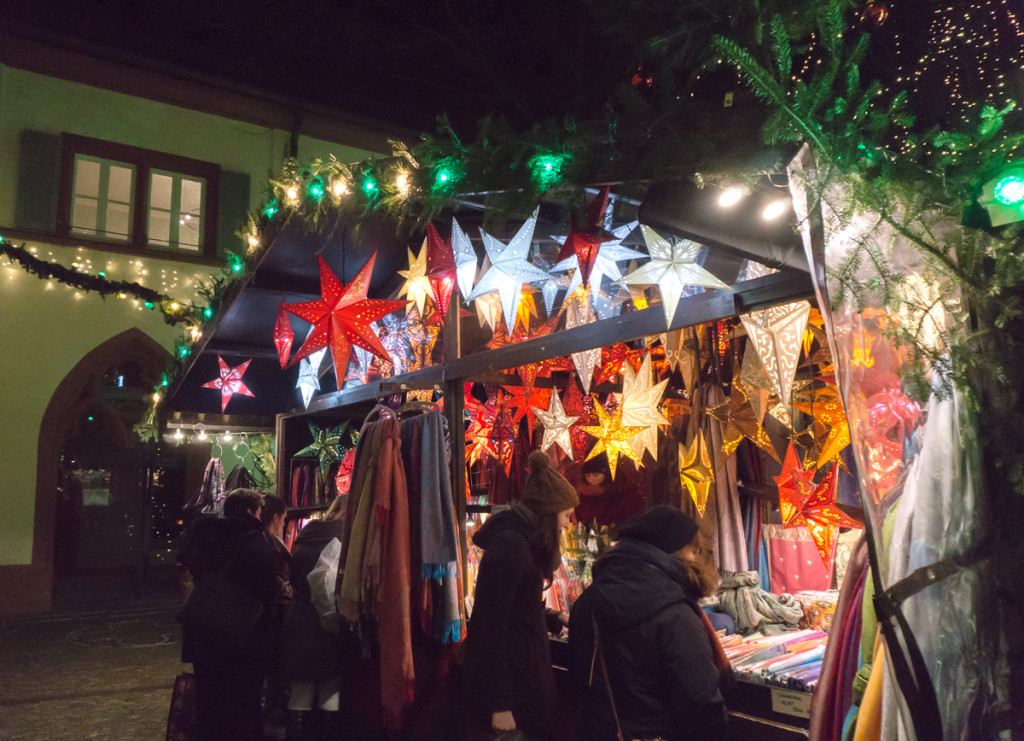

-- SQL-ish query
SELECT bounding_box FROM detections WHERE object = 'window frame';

[58,134,220,260]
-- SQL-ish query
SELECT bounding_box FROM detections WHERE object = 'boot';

[285,710,309,741]
[318,710,341,741]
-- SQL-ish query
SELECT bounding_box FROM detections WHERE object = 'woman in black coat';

[463,451,579,741]
[179,489,280,741]
[568,505,732,741]
[281,495,359,739]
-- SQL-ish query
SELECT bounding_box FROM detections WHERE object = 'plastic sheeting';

[787,145,1008,739]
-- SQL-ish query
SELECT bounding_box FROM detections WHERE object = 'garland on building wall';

[0,237,206,324]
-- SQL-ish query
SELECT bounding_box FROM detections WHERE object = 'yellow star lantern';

[792,386,851,468]
[707,375,780,463]
[398,245,434,316]
[679,429,714,516]
[580,398,645,480]
[619,353,670,462]
[774,444,861,568]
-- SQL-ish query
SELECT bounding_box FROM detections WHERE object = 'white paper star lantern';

[618,352,670,461]
[618,225,731,327]
[564,289,601,393]
[398,244,433,316]
[468,208,550,330]
[533,391,580,460]
[451,218,478,301]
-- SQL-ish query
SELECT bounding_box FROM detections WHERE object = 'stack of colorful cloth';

[721,629,829,692]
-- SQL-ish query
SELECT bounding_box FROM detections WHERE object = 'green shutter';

[15,131,62,232]
[216,170,251,256]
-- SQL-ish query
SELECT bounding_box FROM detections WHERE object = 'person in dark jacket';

[281,495,363,741]
[260,494,293,732]
[568,505,731,741]
[463,450,580,741]
[179,488,280,741]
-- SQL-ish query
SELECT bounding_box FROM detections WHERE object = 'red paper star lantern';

[594,343,644,385]
[555,186,616,286]
[283,254,408,384]
[425,222,457,321]
[561,378,593,461]
[500,384,552,442]
[773,444,861,568]
[273,300,294,369]
[202,355,255,412]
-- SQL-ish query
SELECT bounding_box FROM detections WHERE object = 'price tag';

[771,688,812,719]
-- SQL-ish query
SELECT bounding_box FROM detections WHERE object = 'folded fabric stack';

[721,629,829,692]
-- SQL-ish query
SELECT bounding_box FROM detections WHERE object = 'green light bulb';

[144,301,155,309]
[263,200,279,219]
[98,271,106,278]
[362,175,379,197]
[203,307,213,319]
[308,179,325,200]
[994,175,1024,206]
[528,151,570,191]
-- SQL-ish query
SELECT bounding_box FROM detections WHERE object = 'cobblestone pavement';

[0,606,187,740]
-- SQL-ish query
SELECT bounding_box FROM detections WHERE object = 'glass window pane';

[107,165,133,203]
[105,202,131,241]
[180,179,203,219]
[75,159,100,198]
[150,173,173,211]
[179,216,201,250]
[148,209,170,246]
[72,197,98,234]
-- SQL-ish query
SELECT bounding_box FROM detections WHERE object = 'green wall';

[0,65,379,566]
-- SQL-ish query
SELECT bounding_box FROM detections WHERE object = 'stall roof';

[164,178,813,426]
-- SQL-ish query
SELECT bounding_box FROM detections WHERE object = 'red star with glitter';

[202,355,255,412]
[273,300,294,369]
[283,254,408,384]
[425,222,457,320]
[500,384,552,442]
[555,186,617,286]
[594,343,645,385]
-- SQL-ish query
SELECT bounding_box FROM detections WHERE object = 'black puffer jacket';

[568,539,728,741]
[463,505,557,739]
[179,513,279,664]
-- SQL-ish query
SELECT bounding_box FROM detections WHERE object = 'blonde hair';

[323,495,346,521]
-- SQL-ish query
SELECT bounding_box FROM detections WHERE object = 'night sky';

[5,1,1021,135]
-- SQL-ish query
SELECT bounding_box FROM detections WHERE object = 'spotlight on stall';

[762,199,790,220]
[718,186,747,208]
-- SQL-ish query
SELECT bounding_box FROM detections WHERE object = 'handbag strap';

[592,615,626,741]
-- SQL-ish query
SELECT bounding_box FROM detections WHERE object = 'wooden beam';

[302,270,813,409]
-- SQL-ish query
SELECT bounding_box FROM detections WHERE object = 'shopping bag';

[307,537,343,633]
[176,570,263,651]
[165,672,196,741]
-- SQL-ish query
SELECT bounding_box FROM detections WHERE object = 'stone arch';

[28,328,171,611]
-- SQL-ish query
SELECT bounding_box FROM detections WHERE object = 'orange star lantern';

[283,254,407,384]
[679,429,714,516]
[774,444,861,568]
[707,376,780,462]
[202,356,255,412]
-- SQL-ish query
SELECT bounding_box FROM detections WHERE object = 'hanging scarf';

[340,420,385,623]
[376,417,414,727]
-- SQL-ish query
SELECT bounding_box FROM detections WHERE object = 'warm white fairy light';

[893,1,1024,154]
[331,179,349,197]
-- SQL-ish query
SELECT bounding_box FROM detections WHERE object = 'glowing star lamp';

[202,356,255,412]
[468,208,549,331]
[979,166,1024,226]
[618,225,731,328]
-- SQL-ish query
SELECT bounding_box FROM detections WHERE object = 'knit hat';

[617,505,699,554]
[520,450,580,515]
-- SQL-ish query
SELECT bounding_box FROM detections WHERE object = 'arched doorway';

[39,328,184,610]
